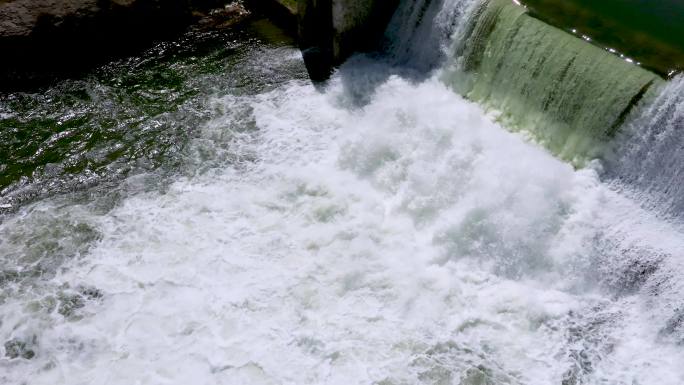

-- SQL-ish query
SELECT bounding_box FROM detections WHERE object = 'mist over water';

[2,1,684,385]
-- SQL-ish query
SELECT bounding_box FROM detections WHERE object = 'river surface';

[2,4,684,385]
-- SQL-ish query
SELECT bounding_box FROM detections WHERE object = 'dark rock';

[195,1,250,30]
[0,0,233,89]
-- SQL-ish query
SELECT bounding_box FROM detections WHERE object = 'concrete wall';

[298,0,398,80]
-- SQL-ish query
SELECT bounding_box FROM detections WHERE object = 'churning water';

[1,1,684,384]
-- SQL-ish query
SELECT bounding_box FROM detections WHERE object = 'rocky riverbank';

[0,0,256,89]
[1,0,402,87]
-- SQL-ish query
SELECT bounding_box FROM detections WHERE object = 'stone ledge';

[0,0,239,89]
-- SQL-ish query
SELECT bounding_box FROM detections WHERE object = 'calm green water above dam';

[522,0,684,75]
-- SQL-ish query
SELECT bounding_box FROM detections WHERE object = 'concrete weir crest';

[297,0,399,80]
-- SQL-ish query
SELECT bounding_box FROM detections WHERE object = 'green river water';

[0,17,306,213]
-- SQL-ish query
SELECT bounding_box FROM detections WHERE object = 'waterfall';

[382,0,684,353]
[441,0,663,165]
[605,75,684,223]
[383,0,480,72]
[387,0,683,223]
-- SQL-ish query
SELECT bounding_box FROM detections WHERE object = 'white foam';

[2,73,684,385]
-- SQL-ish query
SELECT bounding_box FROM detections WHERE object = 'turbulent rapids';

[1,1,684,384]
[445,0,662,164]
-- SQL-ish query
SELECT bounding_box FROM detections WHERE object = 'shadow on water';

[329,0,466,108]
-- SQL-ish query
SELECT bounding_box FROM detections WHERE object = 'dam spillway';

[383,0,683,222]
